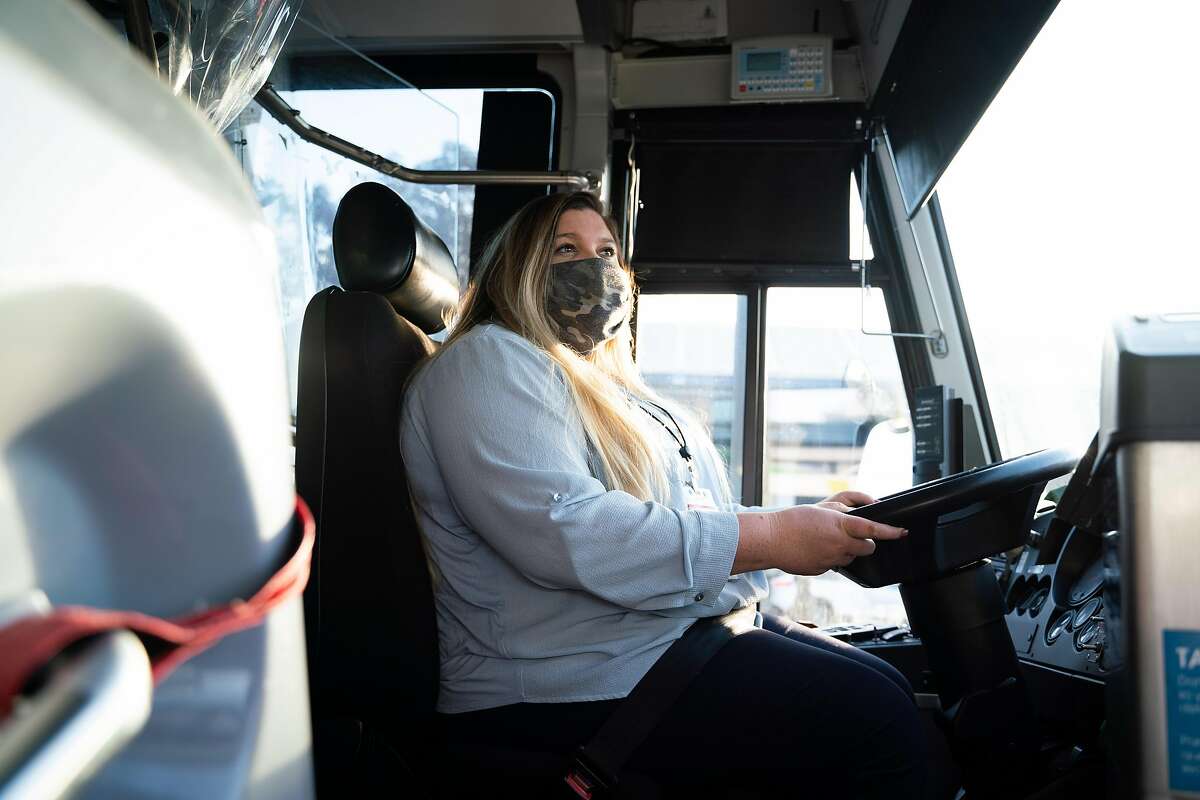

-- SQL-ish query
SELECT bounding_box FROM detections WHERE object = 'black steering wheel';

[838,448,1078,588]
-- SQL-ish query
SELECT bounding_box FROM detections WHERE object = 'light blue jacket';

[399,323,767,713]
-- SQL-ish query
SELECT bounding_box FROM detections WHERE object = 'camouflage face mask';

[546,257,632,353]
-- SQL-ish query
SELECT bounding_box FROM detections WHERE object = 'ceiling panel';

[289,0,584,50]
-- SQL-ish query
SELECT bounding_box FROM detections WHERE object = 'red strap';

[0,496,315,719]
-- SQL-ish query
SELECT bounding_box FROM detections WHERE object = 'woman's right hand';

[733,505,907,576]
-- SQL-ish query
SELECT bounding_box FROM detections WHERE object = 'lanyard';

[636,400,698,487]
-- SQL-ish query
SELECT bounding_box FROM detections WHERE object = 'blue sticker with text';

[1164,629,1200,792]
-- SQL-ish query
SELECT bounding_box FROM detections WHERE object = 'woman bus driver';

[399,191,927,797]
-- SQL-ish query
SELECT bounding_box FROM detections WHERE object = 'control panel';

[1002,520,1115,680]
[731,35,833,101]
[912,385,963,484]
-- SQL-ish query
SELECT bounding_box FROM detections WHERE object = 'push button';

[694,593,705,602]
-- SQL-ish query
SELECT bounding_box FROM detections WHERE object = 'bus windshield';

[935,2,1200,457]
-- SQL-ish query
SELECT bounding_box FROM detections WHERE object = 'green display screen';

[746,51,782,72]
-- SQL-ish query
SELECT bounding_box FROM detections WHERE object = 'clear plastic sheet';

[230,78,471,407]
[152,0,301,132]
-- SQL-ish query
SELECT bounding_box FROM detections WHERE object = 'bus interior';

[2,0,1199,798]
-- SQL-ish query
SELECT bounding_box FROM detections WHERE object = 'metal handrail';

[859,130,948,356]
[254,84,598,191]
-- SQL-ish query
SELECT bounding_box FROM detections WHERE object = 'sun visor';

[872,0,1058,218]
[633,142,855,264]
[153,0,301,133]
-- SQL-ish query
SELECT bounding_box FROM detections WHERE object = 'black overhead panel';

[615,104,862,266]
[635,143,853,264]
[616,103,864,147]
[288,53,557,93]
[872,0,1058,218]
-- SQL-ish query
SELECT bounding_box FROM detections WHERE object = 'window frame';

[927,192,1002,460]
[635,251,928,505]
[627,139,936,504]
[632,290,753,502]
[860,157,937,414]
[282,53,563,168]
[283,53,563,272]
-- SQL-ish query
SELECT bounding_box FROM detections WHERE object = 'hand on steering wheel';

[817,490,877,514]
[768,503,907,576]
[733,492,906,576]
[838,448,1079,587]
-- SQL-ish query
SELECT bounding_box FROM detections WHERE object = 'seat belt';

[0,496,315,719]
[564,606,759,799]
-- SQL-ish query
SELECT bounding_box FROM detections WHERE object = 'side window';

[634,286,912,627]
[634,293,748,502]
[761,287,910,627]
[762,287,908,506]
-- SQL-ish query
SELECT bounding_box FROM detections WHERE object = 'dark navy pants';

[439,613,928,798]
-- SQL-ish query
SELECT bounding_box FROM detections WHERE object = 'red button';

[738,84,746,92]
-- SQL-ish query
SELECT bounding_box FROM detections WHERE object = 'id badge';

[686,486,718,511]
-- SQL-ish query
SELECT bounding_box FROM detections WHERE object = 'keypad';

[736,44,828,97]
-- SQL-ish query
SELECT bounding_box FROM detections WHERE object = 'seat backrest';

[294,182,459,784]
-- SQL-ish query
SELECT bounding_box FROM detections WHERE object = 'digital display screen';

[745,51,782,72]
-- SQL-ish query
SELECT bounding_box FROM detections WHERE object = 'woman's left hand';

[816,490,876,513]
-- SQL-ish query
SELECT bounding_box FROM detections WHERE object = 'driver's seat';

[294,182,458,794]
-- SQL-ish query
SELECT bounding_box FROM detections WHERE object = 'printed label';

[686,487,718,511]
[1163,629,1200,792]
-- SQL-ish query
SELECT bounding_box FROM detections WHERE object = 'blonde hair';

[438,192,726,504]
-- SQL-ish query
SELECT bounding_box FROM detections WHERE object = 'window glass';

[425,88,484,275]
[935,2,1200,456]
[850,173,874,262]
[233,78,547,410]
[761,287,910,627]
[635,294,747,502]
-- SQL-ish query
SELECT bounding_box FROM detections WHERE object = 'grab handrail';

[254,84,598,192]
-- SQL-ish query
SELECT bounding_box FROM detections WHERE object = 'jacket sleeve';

[403,331,739,611]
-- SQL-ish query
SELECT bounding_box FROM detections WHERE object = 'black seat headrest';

[332,182,460,333]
